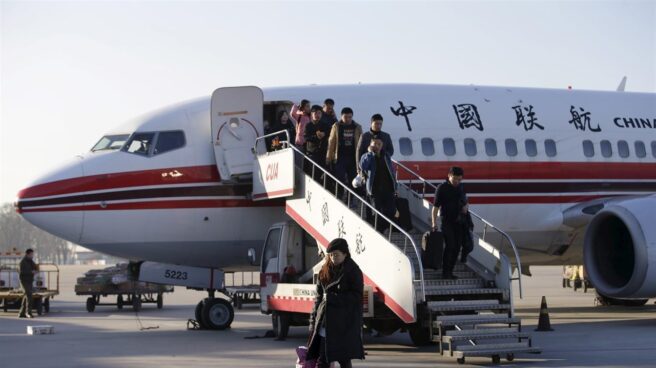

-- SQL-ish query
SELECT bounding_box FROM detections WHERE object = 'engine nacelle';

[584,196,656,298]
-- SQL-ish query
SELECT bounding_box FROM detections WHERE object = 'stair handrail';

[254,131,426,303]
[392,159,523,298]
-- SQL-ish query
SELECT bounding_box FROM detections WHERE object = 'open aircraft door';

[211,86,264,180]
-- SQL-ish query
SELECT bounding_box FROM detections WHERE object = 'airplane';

[14,83,656,329]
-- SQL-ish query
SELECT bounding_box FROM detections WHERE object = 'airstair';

[252,132,541,365]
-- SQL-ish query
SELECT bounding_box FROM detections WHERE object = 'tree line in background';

[0,203,75,264]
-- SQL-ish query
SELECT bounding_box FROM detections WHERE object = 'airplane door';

[211,86,264,180]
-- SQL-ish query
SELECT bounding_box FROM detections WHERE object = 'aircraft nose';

[16,157,85,243]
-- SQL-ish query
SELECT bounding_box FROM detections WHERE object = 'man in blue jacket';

[359,138,397,232]
[356,114,394,173]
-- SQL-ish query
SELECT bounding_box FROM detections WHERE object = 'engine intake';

[583,196,656,299]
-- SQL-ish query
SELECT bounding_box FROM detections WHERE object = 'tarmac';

[1,265,656,367]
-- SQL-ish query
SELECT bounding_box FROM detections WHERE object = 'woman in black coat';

[307,238,365,368]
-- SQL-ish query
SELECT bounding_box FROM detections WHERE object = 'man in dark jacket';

[319,98,338,126]
[356,113,394,172]
[304,105,331,179]
[18,249,38,318]
[431,167,468,279]
[359,138,397,232]
[308,239,364,368]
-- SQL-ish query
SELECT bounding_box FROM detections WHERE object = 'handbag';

[295,346,317,368]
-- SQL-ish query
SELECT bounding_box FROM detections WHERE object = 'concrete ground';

[1,265,655,367]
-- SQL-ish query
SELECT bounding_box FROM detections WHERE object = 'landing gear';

[194,300,209,329]
[201,298,234,330]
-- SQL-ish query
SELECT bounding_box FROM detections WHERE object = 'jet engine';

[583,196,656,299]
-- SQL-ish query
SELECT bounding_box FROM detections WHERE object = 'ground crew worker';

[18,248,38,318]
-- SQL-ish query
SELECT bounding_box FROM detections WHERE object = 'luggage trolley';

[75,264,174,312]
[0,254,60,315]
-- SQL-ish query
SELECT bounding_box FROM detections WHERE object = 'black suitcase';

[394,197,413,231]
[422,230,444,270]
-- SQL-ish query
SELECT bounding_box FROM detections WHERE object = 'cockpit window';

[91,134,130,152]
[121,131,186,157]
[154,131,186,155]
[123,132,156,156]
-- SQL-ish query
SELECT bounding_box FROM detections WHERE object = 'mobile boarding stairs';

[252,132,541,365]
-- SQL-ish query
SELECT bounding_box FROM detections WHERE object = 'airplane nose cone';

[16,157,85,243]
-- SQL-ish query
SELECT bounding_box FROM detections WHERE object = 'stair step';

[424,288,507,296]
[454,346,542,359]
[445,326,519,337]
[441,329,530,342]
[424,278,483,287]
[434,314,520,327]
[428,300,510,312]
[457,341,531,352]
[421,270,478,279]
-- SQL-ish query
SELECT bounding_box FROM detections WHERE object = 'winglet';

[616,76,627,92]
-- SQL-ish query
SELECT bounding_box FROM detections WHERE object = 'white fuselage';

[16,84,656,270]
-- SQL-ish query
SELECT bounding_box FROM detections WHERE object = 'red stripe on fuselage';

[18,165,220,199]
[396,161,656,180]
[18,199,285,213]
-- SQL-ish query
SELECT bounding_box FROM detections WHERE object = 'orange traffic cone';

[535,296,553,331]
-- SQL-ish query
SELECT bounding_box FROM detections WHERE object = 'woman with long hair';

[268,109,296,150]
[307,238,365,368]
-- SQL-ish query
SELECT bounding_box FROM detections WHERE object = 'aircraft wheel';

[194,300,209,329]
[272,311,290,339]
[86,297,96,312]
[202,298,234,330]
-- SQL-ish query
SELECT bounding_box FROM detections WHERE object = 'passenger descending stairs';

[253,141,540,365]
[392,164,542,364]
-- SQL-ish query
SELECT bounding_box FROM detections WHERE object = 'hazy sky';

[1,0,655,203]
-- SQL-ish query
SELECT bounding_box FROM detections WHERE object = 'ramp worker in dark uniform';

[18,248,39,318]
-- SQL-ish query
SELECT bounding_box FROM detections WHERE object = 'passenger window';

[399,138,413,156]
[652,141,656,158]
[421,138,435,156]
[154,131,186,155]
[464,138,477,156]
[525,139,537,157]
[635,141,646,158]
[583,140,595,157]
[443,138,456,156]
[600,140,612,158]
[617,140,629,158]
[505,139,517,157]
[123,132,156,156]
[485,139,497,157]
[544,139,557,157]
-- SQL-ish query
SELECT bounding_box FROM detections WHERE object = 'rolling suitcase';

[394,197,413,231]
[421,230,444,270]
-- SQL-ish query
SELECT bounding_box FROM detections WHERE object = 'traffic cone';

[535,296,554,331]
